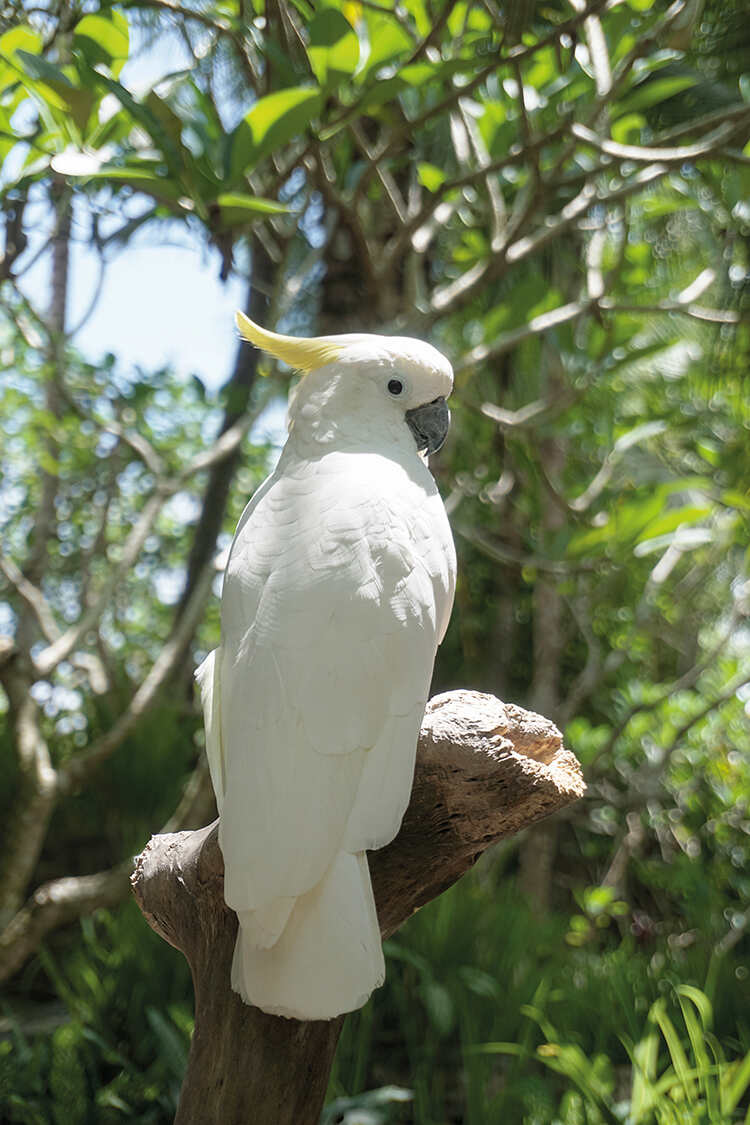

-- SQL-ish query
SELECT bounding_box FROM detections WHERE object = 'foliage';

[330,867,750,1124]
[474,983,750,1124]
[0,905,192,1123]
[1,0,749,1122]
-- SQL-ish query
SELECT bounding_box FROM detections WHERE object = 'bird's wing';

[195,649,224,812]
[217,452,447,913]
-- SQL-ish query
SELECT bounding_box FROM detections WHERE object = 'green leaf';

[722,489,750,511]
[525,46,557,90]
[421,981,454,1036]
[400,61,443,87]
[228,86,321,185]
[214,192,290,229]
[615,74,699,116]
[318,74,402,138]
[84,165,185,209]
[611,112,645,144]
[401,0,431,36]
[469,1040,529,1056]
[96,74,189,184]
[722,1050,750,1115]
[16,50,95,133]
[307,8,359,89]
[635,506,711,543]
[0,25,42,60]
[73,12,129,77]
[0,25,42,93]
[650,999,696,1102]
[359,11,413,77]
[628,1028,661,1119]
[417,162,446,192]
[144,90,186,152]
[16,49,73,97]
[640,190,697,219]
[145,1008,187,1080]
[478,100,508,155]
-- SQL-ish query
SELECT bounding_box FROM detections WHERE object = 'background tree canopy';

[0,0,749,1121]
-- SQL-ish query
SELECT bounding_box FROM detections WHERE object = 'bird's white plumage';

[198,324,455,1020]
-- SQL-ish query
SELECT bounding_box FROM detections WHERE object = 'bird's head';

[236,312,453,456]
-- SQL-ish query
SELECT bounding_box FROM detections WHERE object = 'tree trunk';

[132,689,584,1125]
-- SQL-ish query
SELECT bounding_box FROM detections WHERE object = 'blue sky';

[69,233,248,391]
[12,21,250,393]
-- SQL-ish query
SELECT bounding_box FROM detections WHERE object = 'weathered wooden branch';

[132,689,585,1125]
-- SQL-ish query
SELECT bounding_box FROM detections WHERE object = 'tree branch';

[35,491,168,676]
[57,561,215,793]
[131,690,584,1125]
[457,300,595,374]
[0,862,132,984]
[0,658,59,921]
[0,556,61,646]
[571,118,749,165]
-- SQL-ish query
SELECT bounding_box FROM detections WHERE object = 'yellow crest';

[236,312,345,373]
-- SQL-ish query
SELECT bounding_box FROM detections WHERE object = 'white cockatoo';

[196,314,456,1021]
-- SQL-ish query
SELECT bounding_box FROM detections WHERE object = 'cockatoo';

[196,315,456,1021]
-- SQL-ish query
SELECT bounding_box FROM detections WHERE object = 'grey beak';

[405,396,450,455]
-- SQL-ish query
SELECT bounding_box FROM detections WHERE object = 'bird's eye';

[388,378,403,396]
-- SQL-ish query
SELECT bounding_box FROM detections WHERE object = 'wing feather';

[216,449,454,913]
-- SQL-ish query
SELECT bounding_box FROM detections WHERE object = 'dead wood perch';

[132,689,585,1125]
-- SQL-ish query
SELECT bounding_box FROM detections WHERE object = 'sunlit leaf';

[227,86,321,185]
[611,112,645,143]
[16,50,95,132]
[417,162,446,192]
[635,506,711,542]
[73,12,129,77]
[95,74,191,185]
[306,8,359,89]
[214,192,290,229]
[81,164,185,208]
[614,74,699,116]
[359,11,413,76]
[0,25,42,93]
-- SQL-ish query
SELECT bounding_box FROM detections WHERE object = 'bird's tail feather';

[231,850,384,1020]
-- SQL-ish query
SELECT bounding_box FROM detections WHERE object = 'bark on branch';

[132,689,585,1125]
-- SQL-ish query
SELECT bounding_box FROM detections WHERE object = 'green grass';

[327,862,750,1125]
[1,862,748,1124]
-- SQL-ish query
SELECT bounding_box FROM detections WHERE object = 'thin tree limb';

[0,557,61,645]
[35,492,167,676]
[0,864,132,984]
[0,660,59,921]
[57,560,215,792]
[571,119,747,165]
